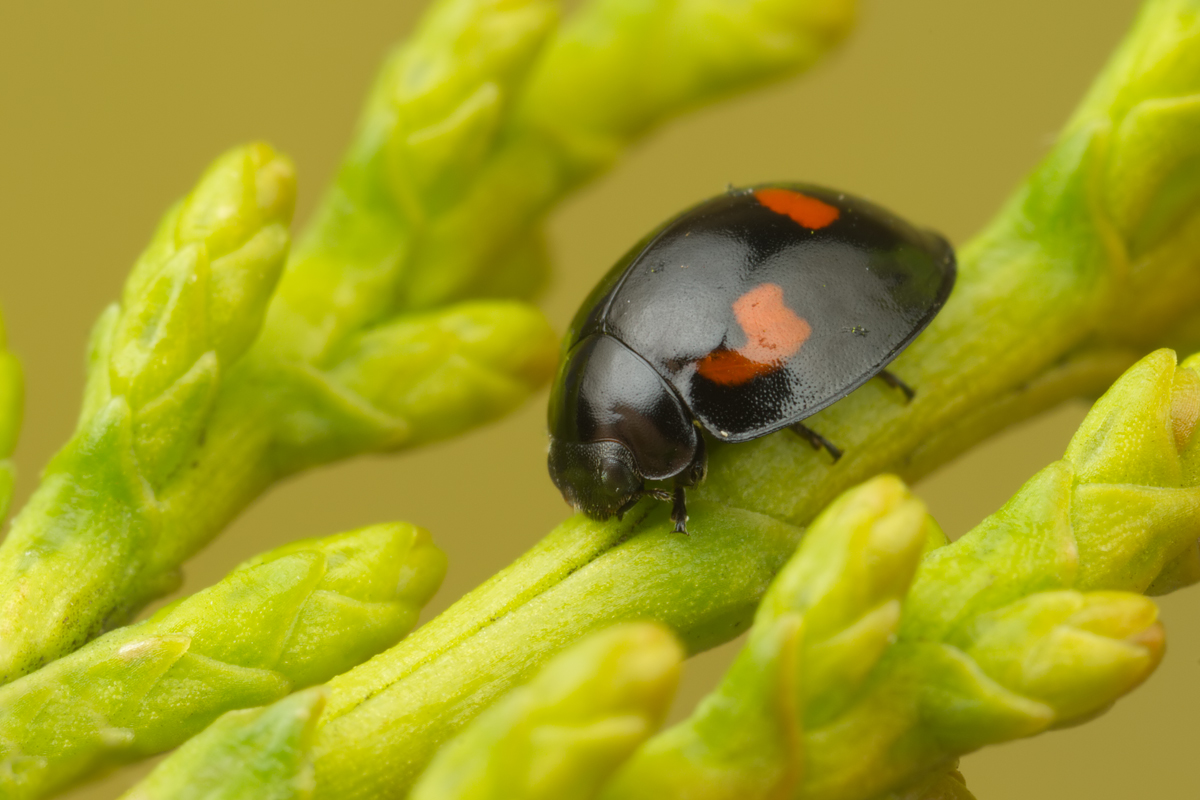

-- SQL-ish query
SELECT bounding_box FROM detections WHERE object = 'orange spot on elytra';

[755,188,840,229]
[734,283,812,362]
[696,283,811,386]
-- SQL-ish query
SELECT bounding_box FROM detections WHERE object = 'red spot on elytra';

[694,349,776,385]
[696,283,811,386]
[754,188,840,229]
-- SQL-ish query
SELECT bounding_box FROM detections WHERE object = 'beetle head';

[548,438,644,520]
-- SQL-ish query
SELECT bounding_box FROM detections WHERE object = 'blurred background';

[1,0,1195,797]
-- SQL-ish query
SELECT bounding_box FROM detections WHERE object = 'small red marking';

[754,188,840,229]
[696,283,812,386]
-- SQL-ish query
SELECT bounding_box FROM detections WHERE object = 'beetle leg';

[670,484,689,535]
[788,423,844,463]
[640,487,690,534]
[877,370,916,402]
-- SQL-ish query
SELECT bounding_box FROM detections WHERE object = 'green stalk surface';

[411,623,682,800]
[0,523,444,800]
[120,688,327,800]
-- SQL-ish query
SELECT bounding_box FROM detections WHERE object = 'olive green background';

[1,0,1196,797]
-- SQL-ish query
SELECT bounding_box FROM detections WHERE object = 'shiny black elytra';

[548,184,956,533]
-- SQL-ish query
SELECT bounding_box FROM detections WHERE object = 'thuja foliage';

[0,0,852,687]
[0,524,444,799]
[1,0,1199,798]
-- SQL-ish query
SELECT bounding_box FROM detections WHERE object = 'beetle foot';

[671,485,689,535]
[877,370,916,402]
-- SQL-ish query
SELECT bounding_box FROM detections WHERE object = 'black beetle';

[548,184,956,533]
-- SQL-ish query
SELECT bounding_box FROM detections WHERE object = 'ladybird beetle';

[548,184,956,533]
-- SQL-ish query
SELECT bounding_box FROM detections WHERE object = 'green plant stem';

[410,623,682,800]
[305,2,1200,797]
[120,688,327,800]
[780,356,1191,799]
[0,0,856,684]
[599,476,937,800]
[0,144,298,683]
[0,523,444,800]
